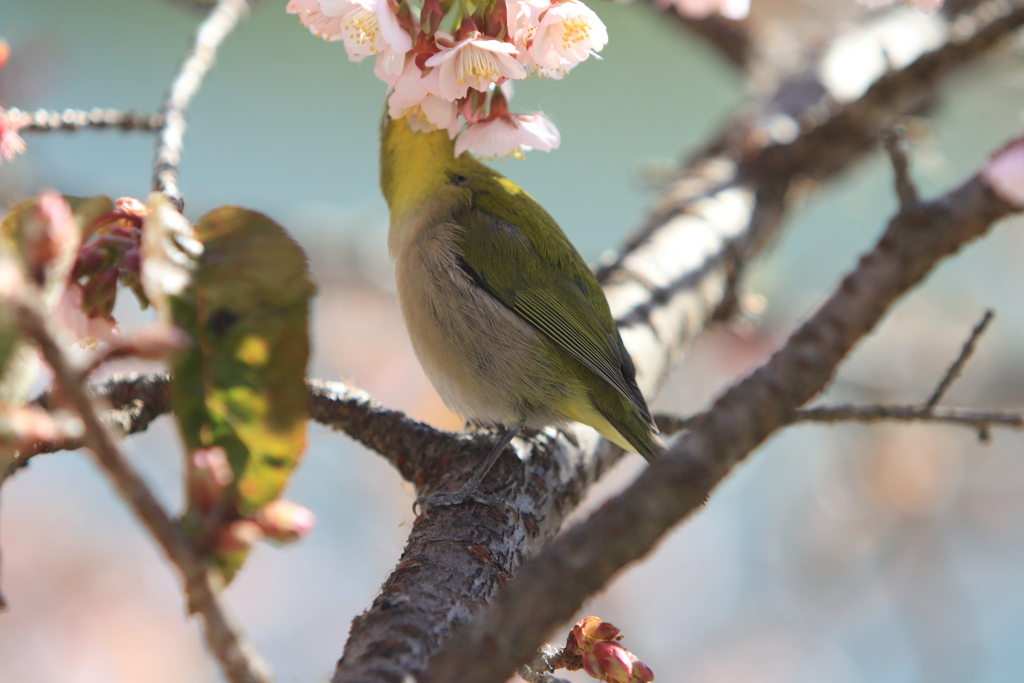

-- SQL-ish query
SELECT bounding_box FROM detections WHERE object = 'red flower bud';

[593,642,633,683]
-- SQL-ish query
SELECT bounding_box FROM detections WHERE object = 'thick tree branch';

[422,139,1019,683]
[153,0,251,209]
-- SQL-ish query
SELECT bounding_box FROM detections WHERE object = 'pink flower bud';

[114,196,148,220]
[629,659,655,683]
[573,616,621,650]
[190,447,233,510]
[982,136,1024,209]
[582,650,605,680]
[593,642,633,683]
[22,192,78,286]
[254,500,316,543]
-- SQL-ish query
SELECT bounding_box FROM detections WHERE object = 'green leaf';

[170,206,314,581]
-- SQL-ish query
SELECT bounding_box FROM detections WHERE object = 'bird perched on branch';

[380,114,660,508]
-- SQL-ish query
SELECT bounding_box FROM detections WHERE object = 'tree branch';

[422,134,1020,683]
[925,308,994,409]
[153,0,251,209]
[659,6,752,67]
[8,108,165,133]
[658,405,1022,437]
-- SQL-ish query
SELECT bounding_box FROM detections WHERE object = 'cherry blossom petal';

[0,111,26,164]
[425,36,526,102]
[506,0,551,52]
[333,0,412,64]
[454,113,560,157]
[287,0,346,40]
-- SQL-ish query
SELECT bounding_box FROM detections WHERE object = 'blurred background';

[1,1,1023,681]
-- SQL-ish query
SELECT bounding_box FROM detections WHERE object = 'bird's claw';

[413,487,518,523]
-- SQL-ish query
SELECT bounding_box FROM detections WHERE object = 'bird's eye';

[451,174,469,185]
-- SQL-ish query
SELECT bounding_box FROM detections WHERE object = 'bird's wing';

[451,179,652,424]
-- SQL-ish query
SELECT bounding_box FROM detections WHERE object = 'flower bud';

[573,616,620,650]
[593,642,633,683]
[114,196,148,220]
[629,658,655,683]
[254,500,316,543]
[190,447,233,510]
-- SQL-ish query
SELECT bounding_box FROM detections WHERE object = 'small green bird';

[380,115,660,505]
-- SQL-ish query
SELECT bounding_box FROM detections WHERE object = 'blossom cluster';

[287,0,609,157]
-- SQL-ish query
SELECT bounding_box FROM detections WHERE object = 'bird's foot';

[413,485,517,522]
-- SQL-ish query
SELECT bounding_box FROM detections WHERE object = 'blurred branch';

[658,308,1013,439]
[422,131,1020,683]
[9,108,165,133]
[153,0,251,209]
[652,3,752,67]
[925,309,995,409]
[23,372,171,460]
[13,301,271,683]
[883,126,921,213]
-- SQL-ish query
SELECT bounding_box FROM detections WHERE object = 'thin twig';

[925,309,995,409]
[153,0,251,209]
[8,108,165,133]
[883,126,920,212]
[13,297,271,683]
[518,641,579,683]
[657,404,1021,437]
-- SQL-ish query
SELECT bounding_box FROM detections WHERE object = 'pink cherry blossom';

[425,35,526,102]
[387,60,461,135]
[454,112,559,157]
[287,0,345,40]
[319,0,412,77]
[0,110,26,164]
[530,0,608,69]
[506,0,549,52]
